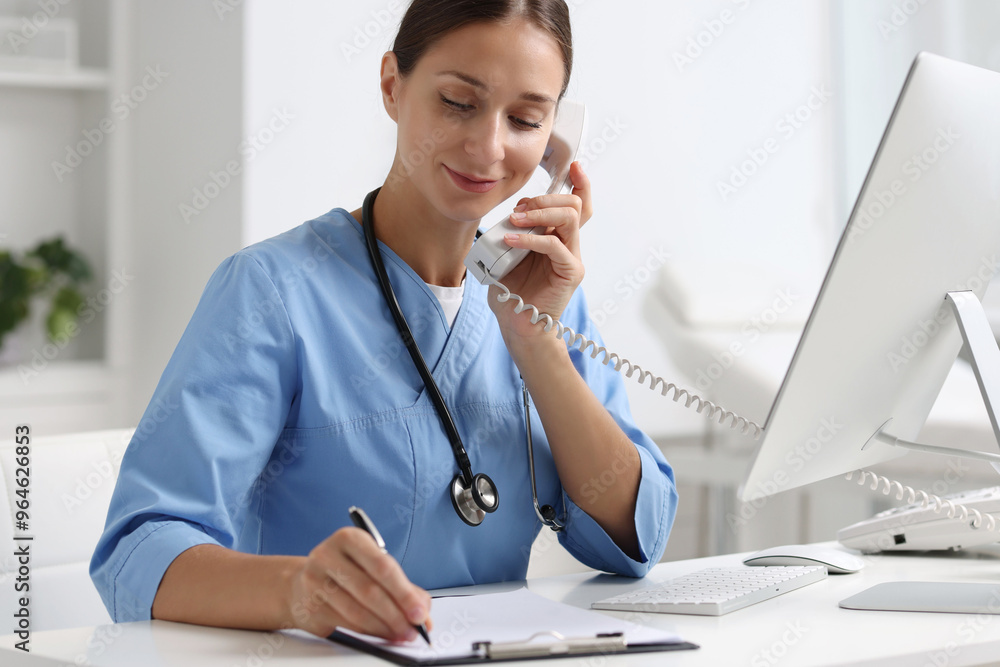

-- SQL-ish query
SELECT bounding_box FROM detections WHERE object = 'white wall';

[574,0,834,437]
[242,1,398,241]
[125,1,245,417]
[835,0,1000,224]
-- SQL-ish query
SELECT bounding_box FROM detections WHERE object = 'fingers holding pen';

[344,527,433,630]
[289,527,431,642]
[293,553,397,639]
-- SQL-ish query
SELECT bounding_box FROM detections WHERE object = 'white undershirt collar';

[426,280,465,328]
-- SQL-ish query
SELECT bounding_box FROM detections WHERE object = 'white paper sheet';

[336,587,685,663]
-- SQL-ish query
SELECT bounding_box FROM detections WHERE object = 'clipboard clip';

[472,631,627,660]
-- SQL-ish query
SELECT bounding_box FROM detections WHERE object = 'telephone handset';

[464,99,588,284]
[463,100,762,440]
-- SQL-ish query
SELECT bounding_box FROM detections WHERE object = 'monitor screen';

[739,52,1000,503]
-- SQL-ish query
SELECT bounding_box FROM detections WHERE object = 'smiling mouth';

[445,165,500,193]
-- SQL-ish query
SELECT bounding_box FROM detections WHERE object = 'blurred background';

[2,0,1000,572]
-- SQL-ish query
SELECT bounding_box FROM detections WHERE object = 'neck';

[366,162,478,287]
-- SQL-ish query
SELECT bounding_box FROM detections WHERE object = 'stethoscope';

[361,187,563,530]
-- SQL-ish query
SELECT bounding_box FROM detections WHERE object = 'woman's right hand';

[286,526,433,641]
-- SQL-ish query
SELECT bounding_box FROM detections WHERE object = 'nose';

[464,113,506,165]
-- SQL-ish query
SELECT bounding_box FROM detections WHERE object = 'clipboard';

[326,589,698,665]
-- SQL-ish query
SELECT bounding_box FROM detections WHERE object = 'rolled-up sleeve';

[90,252,297,621]
[554,291,679,576]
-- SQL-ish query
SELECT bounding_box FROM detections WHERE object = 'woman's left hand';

[487,161,593,344]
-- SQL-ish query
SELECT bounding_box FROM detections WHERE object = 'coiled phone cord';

[482,273,999,532]
[846,469,1000,532]
[484,275,764,439]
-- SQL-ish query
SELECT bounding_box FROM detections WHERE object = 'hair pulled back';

[392,0,573,101]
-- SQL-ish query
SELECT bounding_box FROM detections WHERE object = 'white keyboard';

[591,566,827,616]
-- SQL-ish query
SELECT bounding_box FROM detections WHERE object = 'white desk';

[4,545,1000,666]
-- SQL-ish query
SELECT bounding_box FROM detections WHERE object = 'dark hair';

[392,0,573,100]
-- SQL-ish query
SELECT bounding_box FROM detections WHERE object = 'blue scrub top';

[90,208,678,622]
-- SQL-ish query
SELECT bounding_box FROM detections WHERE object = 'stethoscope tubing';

[361,186,562,531]
[362,188,477,487]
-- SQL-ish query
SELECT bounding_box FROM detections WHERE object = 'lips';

[445,165,500,194]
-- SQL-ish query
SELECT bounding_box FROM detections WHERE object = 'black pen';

[348,506,432,646]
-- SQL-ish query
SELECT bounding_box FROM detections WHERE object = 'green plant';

[0,236,92,353]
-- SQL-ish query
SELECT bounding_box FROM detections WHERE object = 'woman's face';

[384,18,566,224]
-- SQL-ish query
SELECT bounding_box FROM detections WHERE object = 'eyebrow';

[436,70,556,105]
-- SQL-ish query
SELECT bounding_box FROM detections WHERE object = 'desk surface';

[4,545,1000,667]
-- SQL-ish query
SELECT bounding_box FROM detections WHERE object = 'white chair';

[0,428,133,632]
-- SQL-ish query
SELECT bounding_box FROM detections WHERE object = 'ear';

[380,51,403,123]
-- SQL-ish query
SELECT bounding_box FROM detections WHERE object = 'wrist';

[279,556,309,630]
[506,328,570,370]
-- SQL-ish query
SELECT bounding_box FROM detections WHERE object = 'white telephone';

[838,485,1000,552]
[464,99,588,284]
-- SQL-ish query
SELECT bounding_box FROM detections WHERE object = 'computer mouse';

[742,544,866,574]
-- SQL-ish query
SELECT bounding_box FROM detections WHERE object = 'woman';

[91,0,678,644]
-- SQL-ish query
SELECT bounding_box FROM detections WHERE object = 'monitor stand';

[864,291,1000,468]
[847,290,1000,614]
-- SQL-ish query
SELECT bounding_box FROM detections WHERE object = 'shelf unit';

[0,67,109,90]
[0,0,130,437]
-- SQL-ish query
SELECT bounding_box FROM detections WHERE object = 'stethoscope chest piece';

[450,472,499,527]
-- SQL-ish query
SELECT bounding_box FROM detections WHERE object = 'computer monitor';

[736,52,1000,612]
[739,52,1000,504]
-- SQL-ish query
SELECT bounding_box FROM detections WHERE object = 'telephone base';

[837,485,1000,553]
